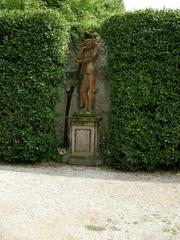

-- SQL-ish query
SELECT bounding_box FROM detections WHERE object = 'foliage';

[42,0,125,40]
[0,0,43,10]
[101,9,180,171]
[0,9,69,163]
[0,0,124,37]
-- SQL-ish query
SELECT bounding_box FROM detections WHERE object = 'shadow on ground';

[0,163,179,184]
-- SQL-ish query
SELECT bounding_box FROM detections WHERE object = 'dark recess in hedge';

[0,10,69,163]
[101,9,180,171]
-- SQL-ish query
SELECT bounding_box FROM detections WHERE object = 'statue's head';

[83,32,97,50]
[84,39,96,50]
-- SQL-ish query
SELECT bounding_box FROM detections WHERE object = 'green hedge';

[0,10,69,163]
[101,10,180,171]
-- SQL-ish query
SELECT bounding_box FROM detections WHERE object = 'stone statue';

[76,36,98,112]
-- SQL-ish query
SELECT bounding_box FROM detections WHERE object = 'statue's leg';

[89,76,95,112]
[80,76,89,111]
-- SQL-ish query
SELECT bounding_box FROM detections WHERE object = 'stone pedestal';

[68,113,103,165]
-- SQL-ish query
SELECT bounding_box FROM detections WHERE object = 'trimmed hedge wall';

[101,10,180,170]
[0,10,69,163]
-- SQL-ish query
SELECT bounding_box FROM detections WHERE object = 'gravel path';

[0,164,179,240]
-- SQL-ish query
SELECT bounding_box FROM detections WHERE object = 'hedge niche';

[0,10,69,163]
[101,10,180,170]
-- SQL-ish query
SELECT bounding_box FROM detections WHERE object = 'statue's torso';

[82,49,97,75]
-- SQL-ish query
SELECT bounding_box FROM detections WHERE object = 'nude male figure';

[76,37,98,112]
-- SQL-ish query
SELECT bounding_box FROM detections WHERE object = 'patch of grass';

[163,227,177,235]
[111,226,120,231]
[124,221,130,225]
[141,215,151,223]
[162,219,171,224]
[85,225,106,232]
[132,221,138,225]
[152,213,161,219]
[107,218,113,223]
[176,224,180,231]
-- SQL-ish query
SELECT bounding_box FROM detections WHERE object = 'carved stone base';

[67,157,103,166]
[68,113,102,165]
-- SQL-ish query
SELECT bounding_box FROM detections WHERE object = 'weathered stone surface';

[69,115,102,159]
[73,127,93,153]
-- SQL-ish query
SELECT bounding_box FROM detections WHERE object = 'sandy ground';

[0,164,179,240]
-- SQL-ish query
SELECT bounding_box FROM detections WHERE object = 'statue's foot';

[85,106,89,112]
